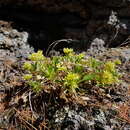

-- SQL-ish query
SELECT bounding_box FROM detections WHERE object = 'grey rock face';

[0,23,34,59]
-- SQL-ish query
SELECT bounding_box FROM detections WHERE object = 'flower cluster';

[28,50,45,61]
[23,48,121,93]
[63,48,74,55]
[64,73,80,93]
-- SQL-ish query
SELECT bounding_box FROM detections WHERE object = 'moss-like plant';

[23,48,121,93]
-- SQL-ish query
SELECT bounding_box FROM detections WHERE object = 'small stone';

[106,94,111,99]
[4,38,13,47]
[0,34,5,41]
[81,96,90,101]
[9,29,19,38]
[20,32,29,43]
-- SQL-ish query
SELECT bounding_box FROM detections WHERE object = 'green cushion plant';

[23,48,121,93]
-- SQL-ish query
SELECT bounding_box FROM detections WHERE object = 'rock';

[53,107,95,130]
[0,21,34,58]
[9,29,20,38]
[52,105,129,130]
[88,38,105,55]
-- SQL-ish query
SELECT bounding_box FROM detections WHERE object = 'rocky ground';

[0,20,129,130]
[0,1,130,130]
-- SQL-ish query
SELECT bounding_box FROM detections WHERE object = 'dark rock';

[0,0,129,50]
[113,97,122,102]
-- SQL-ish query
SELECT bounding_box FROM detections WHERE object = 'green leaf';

[82,74,95,81]
[29,81,42,92]
[74,65,83,73]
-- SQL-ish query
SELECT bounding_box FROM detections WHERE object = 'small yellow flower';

[23,74,32,80]
[29,51,44,61]
[64,73,80,93]
[65,73,79,81]
[23,62,32,71]
[56,63,61,68]
[104,61,115,72]
[101,71,114,85]
[77,53,85,59]
[63,48,74,54]
[57,63,67,71]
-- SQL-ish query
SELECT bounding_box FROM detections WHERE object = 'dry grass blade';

[14,108,38,130]
[46,39,79,56]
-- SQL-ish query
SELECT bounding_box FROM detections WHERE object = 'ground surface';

[0,21,130,130]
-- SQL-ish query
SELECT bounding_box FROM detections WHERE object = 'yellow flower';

[29,51,44,61]
[104,61,115,72]
[101,71,114,85]
[65,73,79,81]
[64,73,80,93]
[57,63,67,71]
[23,62,32,71]
[63,48,74,54]
[77,53,85,59]
[23,74,32,80]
